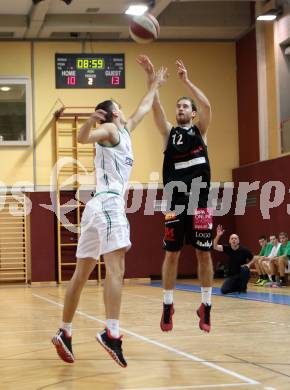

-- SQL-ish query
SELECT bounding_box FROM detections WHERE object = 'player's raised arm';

[126,66,168,132]
[213,224,225,252]
[137,55,172,139]
[78,109,118,145]
[176,59,211,137]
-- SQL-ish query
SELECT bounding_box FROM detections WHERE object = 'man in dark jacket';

[213,225,254,294]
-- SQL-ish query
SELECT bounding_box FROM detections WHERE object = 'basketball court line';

[32,293,260,387]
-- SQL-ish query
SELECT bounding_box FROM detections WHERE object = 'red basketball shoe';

[197,303,211,333]
[160,303,175,331]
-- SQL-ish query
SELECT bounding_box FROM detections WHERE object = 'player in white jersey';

[52,64,168,368]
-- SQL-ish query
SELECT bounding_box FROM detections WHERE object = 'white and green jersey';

[95,127,133,196]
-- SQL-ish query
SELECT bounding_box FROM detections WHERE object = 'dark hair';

[279,232,288,238]
[95,99,115,123]
[259,235,267,241]
[269,234,277,239]
[176,96,197,111]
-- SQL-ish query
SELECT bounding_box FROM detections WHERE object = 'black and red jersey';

[162,125,211,193]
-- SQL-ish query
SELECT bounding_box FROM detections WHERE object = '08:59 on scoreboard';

[55,53,125,89]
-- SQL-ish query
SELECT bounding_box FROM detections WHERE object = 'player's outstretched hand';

[137,54,155,82]
[216,224,225,237]
[176,59,189,82]
[154,66,168,87]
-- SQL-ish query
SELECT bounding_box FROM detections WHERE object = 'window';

[0,77,32,146]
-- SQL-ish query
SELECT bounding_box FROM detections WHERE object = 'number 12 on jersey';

[172,133,183,145]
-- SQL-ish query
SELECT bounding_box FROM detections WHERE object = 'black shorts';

[163,194,213,252]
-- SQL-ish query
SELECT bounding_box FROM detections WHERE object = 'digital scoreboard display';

[55,53,125,89]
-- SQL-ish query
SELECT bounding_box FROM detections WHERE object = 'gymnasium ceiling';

[0,0,257,41]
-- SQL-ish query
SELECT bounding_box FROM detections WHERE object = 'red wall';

[236,28,260,165]
[28,189,235,282]
[126,189,207,278]
[126,188,236,278]
[29,155,289,282]
[30,192,56,282]
[233,155,290,252]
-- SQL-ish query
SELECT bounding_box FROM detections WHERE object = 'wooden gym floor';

[0,280,289,390]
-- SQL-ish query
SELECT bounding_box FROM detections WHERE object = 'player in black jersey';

[138,55,213,333]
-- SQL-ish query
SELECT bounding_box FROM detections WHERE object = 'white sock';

[163,289,174,304]
[61,322,72,337]
[201,287,212,306]
[106,319,120,338]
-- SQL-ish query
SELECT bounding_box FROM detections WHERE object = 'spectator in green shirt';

[269,232,290,287]
[259,237,271,256]
[253,236,273,285]
[257,235,280,286]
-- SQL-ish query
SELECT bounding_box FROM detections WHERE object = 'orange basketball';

[129,13,160,44]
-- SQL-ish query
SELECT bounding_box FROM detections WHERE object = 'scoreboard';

[55,53,125,89]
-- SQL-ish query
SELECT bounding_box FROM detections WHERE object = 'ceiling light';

[125,5,148,16]
[257,14,277,21]
[0,86,11,92]
[257,8,282,21]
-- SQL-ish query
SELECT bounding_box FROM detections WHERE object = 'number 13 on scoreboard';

[111,76,120,85]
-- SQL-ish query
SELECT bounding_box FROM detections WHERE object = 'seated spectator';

[269,232,290,287]
[253,236,273,285]
[213,225,254,294]
[256,234,280,286]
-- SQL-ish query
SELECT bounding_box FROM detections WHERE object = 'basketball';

[129,13,160,44]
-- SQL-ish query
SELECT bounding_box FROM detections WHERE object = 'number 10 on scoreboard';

[67,76,76,85]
